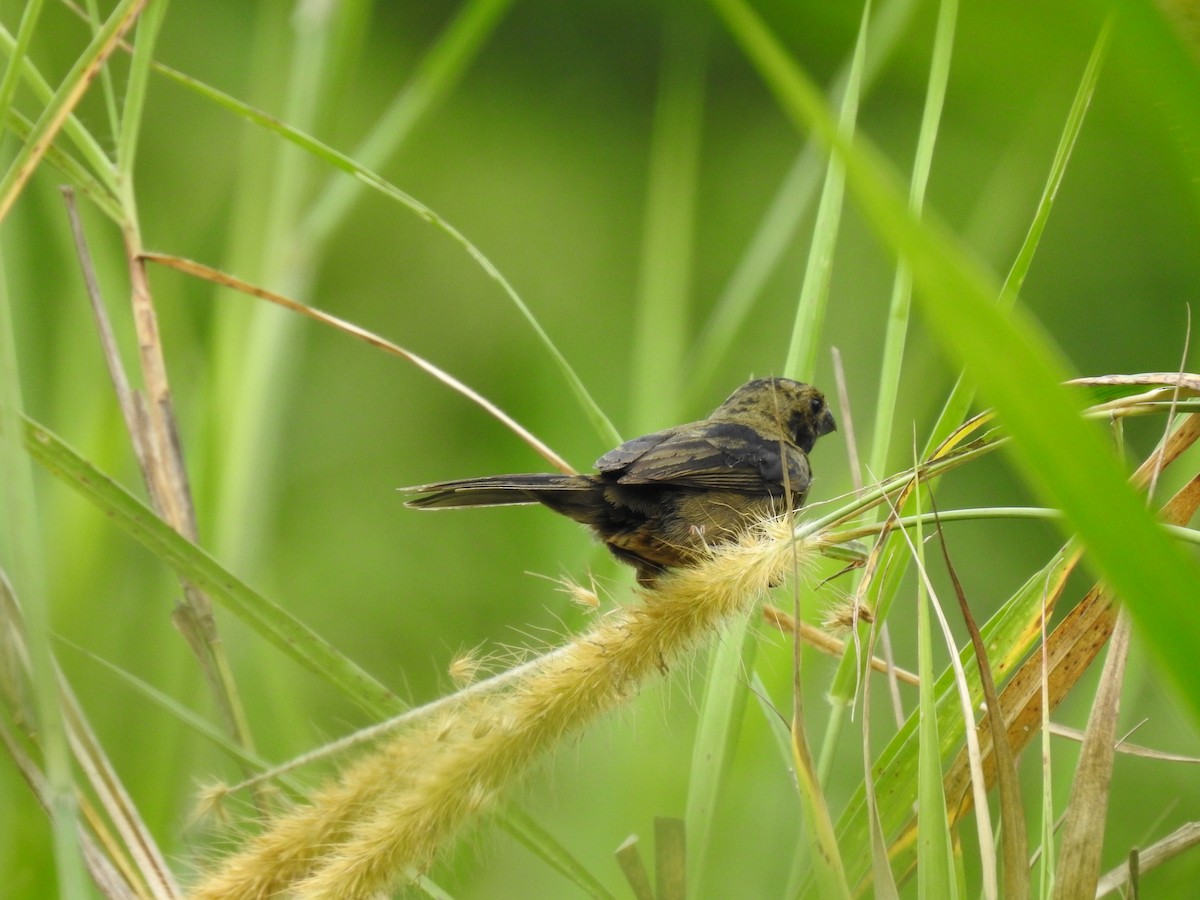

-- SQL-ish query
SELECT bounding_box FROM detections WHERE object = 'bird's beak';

[818,407,837,438]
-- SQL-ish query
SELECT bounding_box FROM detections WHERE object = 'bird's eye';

[809,396,824,415]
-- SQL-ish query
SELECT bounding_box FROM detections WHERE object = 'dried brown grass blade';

[0,719,138,899]
[615,835,654,900]
[0,580,176,897]
[141,252,576,475]
[762,604,919,685]
[1094,821,1200,897]
[61,188,152,477]
[1053,607,1133,898]
[1047,723,1200,764]
[1054,373,1194,898]
[63,197,253,753]
[932,492,1028,900]
[943,462,1200,824]
[655,817,687,900]
[1068,372,1200,394]
[60,684,181,898]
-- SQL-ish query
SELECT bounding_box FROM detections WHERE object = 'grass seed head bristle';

[191,781,234,826]
[547,571,602,609]
[823,596,874,632]
[448,648,483,687]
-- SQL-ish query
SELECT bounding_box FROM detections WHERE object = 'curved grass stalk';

[143,252,575,475]
[148,64,619,449]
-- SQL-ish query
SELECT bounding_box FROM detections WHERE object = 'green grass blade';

[0,260,87,892]
[712,0,1200,722]
[0,21,118,193]
[685,612,753,896]
[923,17,1111,455]
[153,63,619,448]
[782,0,869,383]
[913,483,957,899]
[63,641,305,799]
[301,0,516,249]
[869,0,957,479]
[0,0,45,134]
[687,0,919,398]
[0,0,145,224]
[499,808,618,900]
[629,9,706,431]
[22,417,403,719]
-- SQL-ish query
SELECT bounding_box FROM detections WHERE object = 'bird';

[404,378,837,586]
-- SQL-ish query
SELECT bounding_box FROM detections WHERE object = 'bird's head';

[711,377,837,453]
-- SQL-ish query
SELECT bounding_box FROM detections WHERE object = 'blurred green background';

[3,0,1200,895]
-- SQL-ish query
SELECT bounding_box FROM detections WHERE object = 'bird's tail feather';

[404,474,595,510]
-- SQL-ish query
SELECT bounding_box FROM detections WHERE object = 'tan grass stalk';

[192,516,813,898]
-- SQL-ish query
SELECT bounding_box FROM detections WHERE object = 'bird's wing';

[594,427,678,471]
[596,421,811,495]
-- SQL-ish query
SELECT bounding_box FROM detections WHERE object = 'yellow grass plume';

[192,516,814,898]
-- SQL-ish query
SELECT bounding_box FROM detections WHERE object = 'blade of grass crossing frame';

[923,17,1111,455]
[823,17,1108,734]
[912,481,958,898]
[0,263,87,890]
[0,22,119,193]
[0,0,45,133]
[783,0,869,382]
[630,4,705,431]
[687,0,919,399]
[23,417,403,719]
[710,0,1200,724]
[151,62,619,448]
[869,0,957,479]
[819,0,959,785]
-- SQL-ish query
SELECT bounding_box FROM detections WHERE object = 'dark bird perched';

[405,378,836,586]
